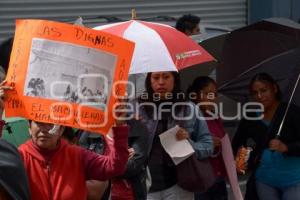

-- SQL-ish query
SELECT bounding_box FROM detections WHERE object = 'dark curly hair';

[175,14,200,34]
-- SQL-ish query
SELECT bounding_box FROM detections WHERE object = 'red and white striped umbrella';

[94,20,214,74]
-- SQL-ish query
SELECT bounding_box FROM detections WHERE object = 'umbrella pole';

[276,72,300,137]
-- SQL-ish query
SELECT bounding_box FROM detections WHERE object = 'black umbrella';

[198,33,228,62]
[181,18,300,92]
[217,18,300,88]
[219,47,300,136]
[179,33,229,91]
[219,48,300,101]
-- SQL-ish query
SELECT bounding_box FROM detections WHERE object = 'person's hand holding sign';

[0,81,13,118]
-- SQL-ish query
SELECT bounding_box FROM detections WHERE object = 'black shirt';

[148,117,177,192]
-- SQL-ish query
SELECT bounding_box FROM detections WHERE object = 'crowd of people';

[0,14,299,200]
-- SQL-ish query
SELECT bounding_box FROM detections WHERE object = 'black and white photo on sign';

[24,38,117,110]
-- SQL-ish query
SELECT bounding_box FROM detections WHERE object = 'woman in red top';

[187,76,228,200]
[0,82,129,200]
[18,121,129,200]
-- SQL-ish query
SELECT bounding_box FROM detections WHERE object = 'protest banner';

[4,19,135,134]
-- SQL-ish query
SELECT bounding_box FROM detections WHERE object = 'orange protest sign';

[5,19,134,134]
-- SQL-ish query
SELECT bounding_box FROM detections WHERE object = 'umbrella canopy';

[217,18,300,87]
[218,48,300,137]
[219,48,300,104]
[198,33,228,62]
[179,33,229,91]
[94,20,214,74]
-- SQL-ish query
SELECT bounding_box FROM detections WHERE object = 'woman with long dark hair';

[134,71,213,200]
[187,76,229,200]
[232,73,300,200]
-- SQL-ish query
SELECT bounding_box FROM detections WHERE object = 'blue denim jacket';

[132,100,213,159]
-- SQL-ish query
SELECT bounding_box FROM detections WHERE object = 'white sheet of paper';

[159,125,195,165]
[221,134,244,200]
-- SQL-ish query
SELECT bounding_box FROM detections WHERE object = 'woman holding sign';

[0,81,129,200]
[133,71,213,200]
[17,116,128,200]
[0,35,129,200]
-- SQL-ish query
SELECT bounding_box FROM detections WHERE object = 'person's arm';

[0,82,13,135]
[83,126,129,181]
[183,106,213,159]
[189,115,213,159]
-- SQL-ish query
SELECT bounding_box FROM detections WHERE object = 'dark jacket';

[123,119,149,200]
[0,139,30,200]
[133,100,213,192]
[232,112,269,170]
[232,112,269,200]
[267,103,300,156]
[232,103,300,200]
[232,103,300,166]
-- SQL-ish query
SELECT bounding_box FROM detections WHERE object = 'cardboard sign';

[5,19,134,134]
